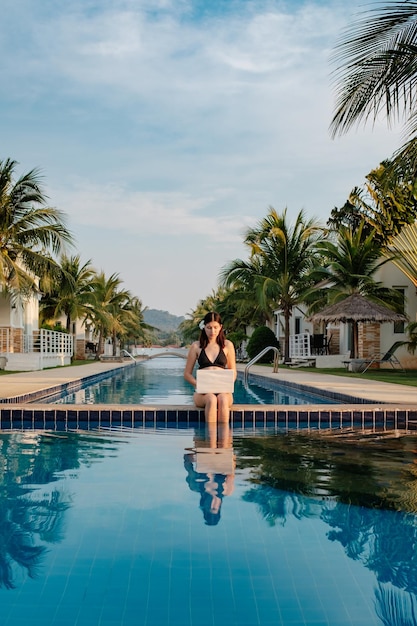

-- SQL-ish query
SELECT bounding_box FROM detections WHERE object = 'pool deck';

[0,360,416,431]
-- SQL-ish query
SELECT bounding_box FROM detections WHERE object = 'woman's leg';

[217,393,233,422]
[194,392,218,422]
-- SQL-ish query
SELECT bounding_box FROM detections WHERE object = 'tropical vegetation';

[220,208,322,362]
[0,158,73,298]
[330,2,417,145]
[246,326,280,364]
[40,254,95,332]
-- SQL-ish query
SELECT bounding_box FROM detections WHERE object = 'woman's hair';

[199,491,222,526]
[199,311,226,349]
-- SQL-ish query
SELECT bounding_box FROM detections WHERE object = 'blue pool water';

[1,425,416,626]
[47,357,336,405]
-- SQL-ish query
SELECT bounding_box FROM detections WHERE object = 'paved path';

[243,364,417,405]
[0,361,132,401]
[0,360,416,405]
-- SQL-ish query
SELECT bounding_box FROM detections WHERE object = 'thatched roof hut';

[308,293,407,358]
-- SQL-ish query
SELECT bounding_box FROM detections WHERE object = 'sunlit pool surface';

[1,425,417,626]
[45,357,337,405]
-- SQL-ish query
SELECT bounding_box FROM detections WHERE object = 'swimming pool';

[42,357,337,405]
[1,425,416,626]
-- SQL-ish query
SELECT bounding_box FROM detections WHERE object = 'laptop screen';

[196,369,235,394]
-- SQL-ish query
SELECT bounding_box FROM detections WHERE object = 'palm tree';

[330,2,417,179]
[388,221,417,286]
[87,272,136,357]
[220,256,275,325]
[112,295,149,353]
[221,208,322,362]
[308,220,404,357]
[40,254,96,333]
[309,220,403,308]
[217,284,268,336]
[0,158,73,296]
[329,160,417,243]
[330,2,417,141]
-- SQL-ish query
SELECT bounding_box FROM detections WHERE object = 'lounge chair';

[360,341,406,373]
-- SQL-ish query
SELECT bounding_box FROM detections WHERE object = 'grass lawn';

[313,367,417,387]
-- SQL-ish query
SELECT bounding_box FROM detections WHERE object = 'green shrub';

[246,326,280,363]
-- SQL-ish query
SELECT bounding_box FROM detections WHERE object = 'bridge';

[133,347,188,360]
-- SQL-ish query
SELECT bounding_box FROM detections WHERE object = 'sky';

[0,0,405,317]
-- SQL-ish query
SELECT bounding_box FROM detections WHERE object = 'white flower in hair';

[199,320,205,330]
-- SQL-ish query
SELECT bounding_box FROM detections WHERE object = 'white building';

[273,259,417,369]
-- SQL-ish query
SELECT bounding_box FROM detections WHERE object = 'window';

[393,288,405,334]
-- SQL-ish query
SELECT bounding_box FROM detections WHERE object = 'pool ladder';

[121,349,136,362]
[244,346,280,385]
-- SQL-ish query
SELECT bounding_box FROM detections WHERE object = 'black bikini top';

[198,347,227,369]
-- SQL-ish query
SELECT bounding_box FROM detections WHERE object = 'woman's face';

[205,321,222,340]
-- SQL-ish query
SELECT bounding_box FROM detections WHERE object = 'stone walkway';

[0,361,132,401]
[243,364,417,405]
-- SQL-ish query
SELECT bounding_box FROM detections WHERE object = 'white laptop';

[195,448,235,474]
[196,369,235,394]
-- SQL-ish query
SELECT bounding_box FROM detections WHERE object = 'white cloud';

[0,0,407,314]
[52,181,247,243]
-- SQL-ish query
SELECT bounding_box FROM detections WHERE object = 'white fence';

[0,327,73,371]
[289,333,311,360]
[27,328,73,355]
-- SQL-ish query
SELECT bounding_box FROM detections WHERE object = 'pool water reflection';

[47,357,336,405]
[1,425,417,625]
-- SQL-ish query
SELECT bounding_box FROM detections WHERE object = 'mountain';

[143,309,185,332]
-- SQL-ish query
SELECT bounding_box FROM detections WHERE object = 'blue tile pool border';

[0,404,416,431]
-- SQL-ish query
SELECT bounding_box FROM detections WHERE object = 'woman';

[184,312,237,423]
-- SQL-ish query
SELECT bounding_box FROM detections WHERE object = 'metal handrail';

[244,346,280,384]
[121,349,136,362]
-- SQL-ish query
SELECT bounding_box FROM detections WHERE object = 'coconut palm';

[388,221,417,287]
[308,220,404,357]
[0,158,73,296]
[219,255,275,325]
[329,160,417,244]
[309,220,402,310]
[113,295,150,352]
[330,2,417,181]
[217,284,269,335]
[330,2,417,140]
[87,272,137,357]
[221,208,323,362]
[40,254,96,333]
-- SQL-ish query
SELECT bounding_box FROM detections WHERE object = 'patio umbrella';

[307,293,407,358]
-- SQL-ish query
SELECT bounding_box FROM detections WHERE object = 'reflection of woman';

[184,312,236,423]
[184,454,235,525]
[184,423,235,525]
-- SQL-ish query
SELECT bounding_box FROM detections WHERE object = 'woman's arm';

[184,343,199,388]
[225,340,237,380]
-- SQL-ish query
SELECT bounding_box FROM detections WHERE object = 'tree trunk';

[96,331,105,359]
[284,312,291,363]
